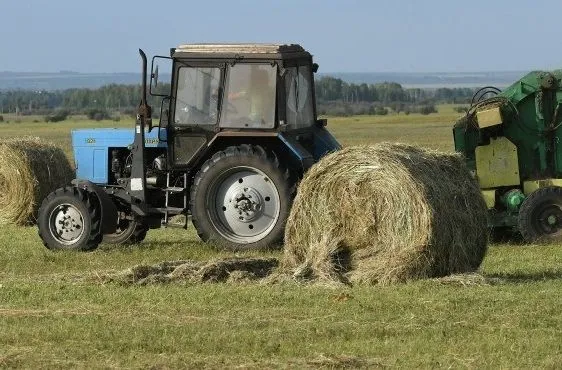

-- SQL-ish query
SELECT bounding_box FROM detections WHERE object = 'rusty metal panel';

[475,137,520,188]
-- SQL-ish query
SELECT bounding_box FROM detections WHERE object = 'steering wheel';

[209,94,238,114]
[176,103,216,125]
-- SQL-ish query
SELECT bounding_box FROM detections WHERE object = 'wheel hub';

[208,167,281,243]
[232,188,263,222]
[537,205,562,234]
[50,204,85,245]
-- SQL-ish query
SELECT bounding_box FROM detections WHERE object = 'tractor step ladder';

[161,172,188,229]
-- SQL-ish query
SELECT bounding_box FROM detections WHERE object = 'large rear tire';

[190,145,291,251]
[518,186,562,242]
[37,187,102,251]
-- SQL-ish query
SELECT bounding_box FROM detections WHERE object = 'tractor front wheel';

[518,186,562,242]
[37,187,102,251]
[190,145,291,251]
[102,214,147,245]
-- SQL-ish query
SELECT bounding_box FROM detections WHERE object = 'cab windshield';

[220,64,277,129]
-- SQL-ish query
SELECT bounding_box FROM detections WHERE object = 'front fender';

[71,180,118,234]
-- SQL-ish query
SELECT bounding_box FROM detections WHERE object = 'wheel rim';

[206,166,281,244]
[535,204,562,235]
[48,203,85,246]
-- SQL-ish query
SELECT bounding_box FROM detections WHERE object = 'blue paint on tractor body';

[310,126,342,159]
[71,126,340,186]
[72,128,167,184]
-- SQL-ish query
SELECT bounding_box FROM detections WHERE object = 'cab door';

[168,64,224,167]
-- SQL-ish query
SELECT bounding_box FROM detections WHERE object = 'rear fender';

[71,180,118,234]
[277,133,315,170]
[203,132,314,172]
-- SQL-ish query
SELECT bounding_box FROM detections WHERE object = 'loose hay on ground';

[109,257,279,285]
[282,143,489,285]
[0,137,74,225]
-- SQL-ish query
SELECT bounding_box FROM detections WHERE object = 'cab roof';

[172,43,311,60]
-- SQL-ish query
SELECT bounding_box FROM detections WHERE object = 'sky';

[2,0,562,73]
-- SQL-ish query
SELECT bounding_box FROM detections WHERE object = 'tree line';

[314,76,476,116]
[0,77,477,118]
[315,76,475,104]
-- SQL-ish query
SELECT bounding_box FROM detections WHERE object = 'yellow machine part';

[475,137,520,188]
[476,107,503,128]
[523,179,562,195]
[481,189,496,209]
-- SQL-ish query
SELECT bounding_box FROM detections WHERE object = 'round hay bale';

[0,137,74,226]
[283,143,489,285]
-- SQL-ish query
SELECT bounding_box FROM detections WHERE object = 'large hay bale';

[0,137,74,225]
[283,143,488,285]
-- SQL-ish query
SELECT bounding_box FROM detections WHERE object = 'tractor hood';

[72,128,167,184]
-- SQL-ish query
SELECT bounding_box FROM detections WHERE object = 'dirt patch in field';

[108,257,279,285]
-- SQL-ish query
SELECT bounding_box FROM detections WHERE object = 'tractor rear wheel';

[190,145,291,251]
[518,186,562,242]
[102,214,147,245]
[37,186,102,251]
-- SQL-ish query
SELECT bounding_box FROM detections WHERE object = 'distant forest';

[314,77,474,116]
[0,76,477,121]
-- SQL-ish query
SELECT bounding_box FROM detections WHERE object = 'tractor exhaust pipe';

[138,49,152,131]
[139,49,148,108]
[127,49,151,208]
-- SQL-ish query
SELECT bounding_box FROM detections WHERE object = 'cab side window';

[285,65,314,129]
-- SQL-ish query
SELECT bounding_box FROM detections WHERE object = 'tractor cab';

[37,44,340,252]
[153,44,335,168]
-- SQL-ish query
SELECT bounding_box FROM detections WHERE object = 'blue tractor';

[37,44,340,251]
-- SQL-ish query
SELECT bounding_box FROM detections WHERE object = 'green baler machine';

[454,70,562,241]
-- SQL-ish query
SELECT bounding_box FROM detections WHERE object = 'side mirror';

[317,118,327,127]
[152,65,159,87]
[150,55,172,97]
[312,63,319,73]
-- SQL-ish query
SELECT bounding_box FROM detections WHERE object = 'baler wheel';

[37,186,102,251]
[518,186,562,242]
[190,145,291,251]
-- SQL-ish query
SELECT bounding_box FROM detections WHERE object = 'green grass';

[1,106,562,368]
[328,106,460,150]
[0,106,463,156]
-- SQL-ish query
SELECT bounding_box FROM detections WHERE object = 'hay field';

[1,107,561,368]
